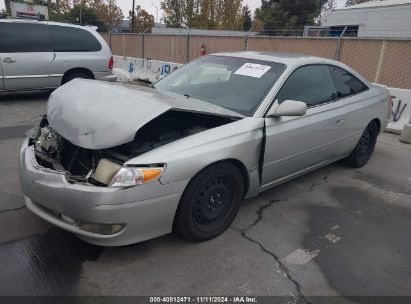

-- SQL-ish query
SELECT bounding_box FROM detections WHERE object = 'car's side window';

[0,23,52,53]
[328,66,368,98]
[50,26,102,52]
[276,65,337,107]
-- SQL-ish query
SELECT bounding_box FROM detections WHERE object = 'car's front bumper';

[19,138,188,246]
[93,71,117,82]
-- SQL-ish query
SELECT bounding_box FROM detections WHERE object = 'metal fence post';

[108,28,115,50]
[141,28,150,59]
[186,29,191,63]
[335,25,348,61]
[374,40,387,83]
[244,27,253,51]
[142,33,145,59]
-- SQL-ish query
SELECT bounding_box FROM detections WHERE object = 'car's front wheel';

[344,121,378,168]
[174,162,244,241]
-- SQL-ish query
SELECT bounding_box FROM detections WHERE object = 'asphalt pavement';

[0,89,410,303]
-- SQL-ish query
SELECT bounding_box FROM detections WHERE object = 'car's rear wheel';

[62,70,93,84]
[174,162,244,241]
[344,121,378,168]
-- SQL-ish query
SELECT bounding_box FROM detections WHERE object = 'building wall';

[322,4,411,38]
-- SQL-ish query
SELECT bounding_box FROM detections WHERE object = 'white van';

[0,19,116,92]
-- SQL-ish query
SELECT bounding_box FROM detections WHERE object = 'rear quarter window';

[329,66,368,98]
[50,26,102,52]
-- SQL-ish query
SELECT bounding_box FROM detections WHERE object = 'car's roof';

[212,51,339,67]
[0,18,97,31]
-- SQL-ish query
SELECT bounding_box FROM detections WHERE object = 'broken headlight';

[109,166,165,188]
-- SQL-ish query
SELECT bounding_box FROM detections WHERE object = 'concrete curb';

[400,124,411,144]
[112,56,182,84]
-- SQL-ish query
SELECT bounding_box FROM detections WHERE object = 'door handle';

[3,57,16,63]
[335,118,344,124]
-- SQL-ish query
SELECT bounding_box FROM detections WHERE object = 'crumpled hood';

[47,79,242,149]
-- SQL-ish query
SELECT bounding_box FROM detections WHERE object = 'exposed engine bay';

[31,110,237,186]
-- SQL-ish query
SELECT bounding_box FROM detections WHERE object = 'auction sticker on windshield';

[234,63,271,78]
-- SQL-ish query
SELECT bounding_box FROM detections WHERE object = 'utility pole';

[131,0,136,32]
[151,3,159,24]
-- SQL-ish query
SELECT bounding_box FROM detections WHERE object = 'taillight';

[108,56,114,70]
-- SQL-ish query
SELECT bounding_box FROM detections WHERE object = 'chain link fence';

[100,32,411,90]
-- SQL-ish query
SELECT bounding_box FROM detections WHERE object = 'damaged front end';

[31,110,237,187]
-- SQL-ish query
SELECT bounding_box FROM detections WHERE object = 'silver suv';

[0,19,116,92]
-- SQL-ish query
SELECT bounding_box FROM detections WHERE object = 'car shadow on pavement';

[302,185,411,300]
[0,90,51,103]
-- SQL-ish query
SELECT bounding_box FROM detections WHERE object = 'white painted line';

[282,248,320,265]
[324,233,342,243]
[331,225,339,230]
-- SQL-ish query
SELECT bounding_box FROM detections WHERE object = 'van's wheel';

[62,71,93,84]
[174,162,244,241]
[344,121,378,168]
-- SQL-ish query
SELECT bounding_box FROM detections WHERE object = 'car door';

[0,22,54,91]
[261,64,346,188]
[48,25,103,87]
[327,66,371,157]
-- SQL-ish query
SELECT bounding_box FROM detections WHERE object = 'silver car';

[0,19,116,92]
[20,52,391,246]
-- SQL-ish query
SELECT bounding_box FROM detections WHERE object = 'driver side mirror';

[266,100,307,117]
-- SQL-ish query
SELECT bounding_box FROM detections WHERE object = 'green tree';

[161,0,184,27]
[254,0,327,34]
[161,0,244,30]
[91,0,124,30]
[65,5,107,31]
[242,4,252,31]
[219,0,243,29]
[131,6,155,32]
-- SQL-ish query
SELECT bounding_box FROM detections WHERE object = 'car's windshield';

[154,55,286,116]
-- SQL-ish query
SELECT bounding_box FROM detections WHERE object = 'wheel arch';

[172,158,249,234]
[183,158,250,199]
[61,67,94,85]
[371,118,381,134]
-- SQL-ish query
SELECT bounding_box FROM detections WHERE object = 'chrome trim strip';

[4,75,49,79]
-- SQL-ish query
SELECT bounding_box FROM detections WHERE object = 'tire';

[174,162,244,241]
[344,121,378,168]
[62,71,92,84]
